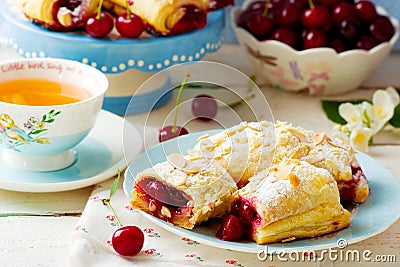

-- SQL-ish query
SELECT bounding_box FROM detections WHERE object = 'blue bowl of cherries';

[231,0,399,95]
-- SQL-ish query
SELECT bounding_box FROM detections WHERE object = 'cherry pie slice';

[227,159,351,244]
[130,153,237,229]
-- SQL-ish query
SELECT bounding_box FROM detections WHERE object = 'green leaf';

[46,119,55,123]
[321,100,366,125]
[389,104,400,128]
[42,114,47,121]
[49,109,55,114]
[55,111,61,116]
[109,170,121,199]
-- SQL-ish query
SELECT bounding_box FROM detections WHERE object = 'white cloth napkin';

[67,126,323,267]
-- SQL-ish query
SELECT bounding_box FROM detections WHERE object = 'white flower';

[369,89,397,134]
[385,86,400,107]
[338,102,363,128]
[349,127,373,153]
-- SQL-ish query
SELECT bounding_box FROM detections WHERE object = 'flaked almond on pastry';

[217,159,351,244]
[191,121,369,203]
[19,0,100,31]
[130,153,237,229]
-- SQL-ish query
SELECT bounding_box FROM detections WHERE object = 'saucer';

[0,110,142,193]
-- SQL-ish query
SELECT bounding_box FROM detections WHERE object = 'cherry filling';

[52,0,86,31]
[135,178,192,221]
[169,6,207,35]
[216,199,260,241]
[337,165,367,202]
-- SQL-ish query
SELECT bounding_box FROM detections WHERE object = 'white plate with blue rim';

[124,130,400,253]
[0,110,142,193]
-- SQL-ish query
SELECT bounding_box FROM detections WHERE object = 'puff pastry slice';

[19,0,99,31]
[273,121,369,203]
[130,153,237,229]
[190,121,276,188]
[103,0,209,35]
[233,159,351,244]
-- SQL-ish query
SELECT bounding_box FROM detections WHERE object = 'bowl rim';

[231,0,400,56]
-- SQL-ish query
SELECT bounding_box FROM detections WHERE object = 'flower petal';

[386,86,400,106]
[349,127,373,153]
[372,90,395,121]
[338,103,363,126]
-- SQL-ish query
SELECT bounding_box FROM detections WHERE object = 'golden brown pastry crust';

[130,154,237,229]
[240,159,351,244]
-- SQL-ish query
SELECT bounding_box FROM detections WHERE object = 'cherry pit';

[238,0,396,52]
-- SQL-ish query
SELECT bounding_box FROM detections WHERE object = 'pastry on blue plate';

[130,153,237,229]
[221,159,351,244]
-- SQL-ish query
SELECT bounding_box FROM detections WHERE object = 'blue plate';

[124,130,400,253]
[0,1,225,74]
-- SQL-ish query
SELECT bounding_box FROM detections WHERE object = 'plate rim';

[123,130,400,253]
[0,109,142,193]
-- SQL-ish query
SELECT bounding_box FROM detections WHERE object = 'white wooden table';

[0,45,399,266]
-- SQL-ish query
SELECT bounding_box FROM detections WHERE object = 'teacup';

[0,58,108,171]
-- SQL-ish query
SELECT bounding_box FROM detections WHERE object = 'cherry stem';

[262,0,270,17]
[125,0,131,19]
[308,0,315,9]
[103,198,123,228]
[96,0,104,20]
[172,73,190,133]
[102,170,123,228]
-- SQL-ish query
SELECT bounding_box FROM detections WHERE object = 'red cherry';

[270,27,298,48]
[246,11,276,39]
[354,0,378,23]
[238,202,256,227]
[332,2,357,24]
[319,0,341,7]
[279,3,301,28]
[85,11,114,38]
[169,6,207,35]
[339,18,361,40]
[303,29,327,49]
[330,37,348,53]
[216,215,244,241]
[288,0,308,8]
[370,16,395,42]
[116,12,145,38]
[356,35,378,50]
[301,6,331,29]
[191,94,218,120]
[112,226,144,256]
[159,125,189,142]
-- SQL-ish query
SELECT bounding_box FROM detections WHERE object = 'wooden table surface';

[0,45,399,266]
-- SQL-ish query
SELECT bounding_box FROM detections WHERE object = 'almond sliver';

[167,153,187,169]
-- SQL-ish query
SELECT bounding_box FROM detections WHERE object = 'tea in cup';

[0,58,108,172]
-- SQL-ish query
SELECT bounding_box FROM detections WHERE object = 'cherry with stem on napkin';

[103,170,144,256]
